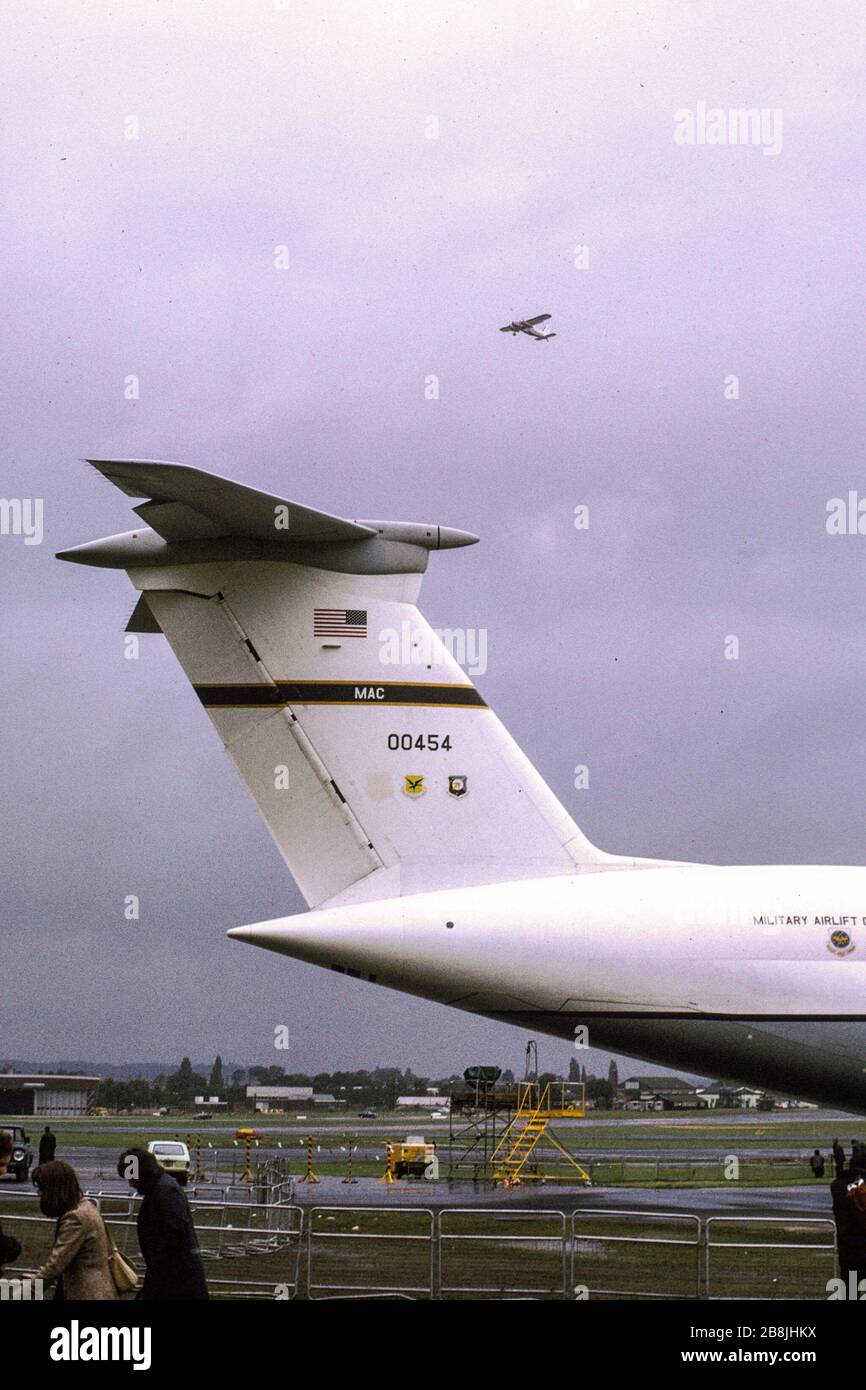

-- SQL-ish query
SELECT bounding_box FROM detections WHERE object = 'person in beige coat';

[35,1160,117,1300]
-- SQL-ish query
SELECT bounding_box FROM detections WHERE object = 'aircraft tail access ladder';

[491,1081,591,1184]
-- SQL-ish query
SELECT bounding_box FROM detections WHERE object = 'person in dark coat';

[117,1147,208,1300]
[832,1137,846,1176]
[38,1127,57,1165]
[830,1154,866,1289]
[809,1149,825,1178]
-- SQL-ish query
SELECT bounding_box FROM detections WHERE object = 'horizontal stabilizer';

[59,460,478,574]
[86,459,376,544]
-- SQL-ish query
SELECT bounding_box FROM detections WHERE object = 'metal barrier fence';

[706,1217,838,1301]
[571,1209,702,1299]
[306,1206,435,1300]
[0,1199,842,1300]
[579,1158,835,1184]
[438,1208,567,1299]
[185,1178,296,1205]
[107,1199,304,1300]
[1,1194,305,1301]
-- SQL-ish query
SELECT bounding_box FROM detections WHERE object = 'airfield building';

[0,1072,101,1117]
[617,1076,700,1111]
[246,1085,314,1112]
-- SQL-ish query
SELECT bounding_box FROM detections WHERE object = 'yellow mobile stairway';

[490,1081,591,1184]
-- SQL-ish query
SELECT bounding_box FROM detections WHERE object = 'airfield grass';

[15,1106,856,1139]
[12,1110,850,1147]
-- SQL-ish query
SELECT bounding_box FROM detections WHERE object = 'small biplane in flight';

[499,313,556,339]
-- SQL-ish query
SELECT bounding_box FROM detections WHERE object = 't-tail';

[58,459,653,909]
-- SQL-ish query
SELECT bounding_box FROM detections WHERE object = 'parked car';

[146,1139,191,1185]
[0,1125,33,1183]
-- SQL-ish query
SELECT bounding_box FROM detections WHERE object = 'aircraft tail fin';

[59,460,629,908]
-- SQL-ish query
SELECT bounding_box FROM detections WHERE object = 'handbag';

[102,1217,140,1294]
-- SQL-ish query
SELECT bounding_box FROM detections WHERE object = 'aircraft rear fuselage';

[230,863,866,1112]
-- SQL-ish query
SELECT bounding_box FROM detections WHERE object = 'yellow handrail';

[491,1083,550,1167]
[494,1084,542,1162]
[490,1079,590,1182]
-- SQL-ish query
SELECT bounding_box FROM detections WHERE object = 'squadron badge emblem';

[403,774,426,798]
[827,929,856,957]
[448,775,468,798]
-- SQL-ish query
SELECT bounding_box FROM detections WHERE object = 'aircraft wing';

[84,458,377,544]
[524,314,551,326]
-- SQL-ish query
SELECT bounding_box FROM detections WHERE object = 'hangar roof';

[0,1072,102,1089]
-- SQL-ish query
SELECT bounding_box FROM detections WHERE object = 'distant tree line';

[92,1057,618,1113]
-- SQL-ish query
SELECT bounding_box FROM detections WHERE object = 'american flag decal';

[314,607,368,638]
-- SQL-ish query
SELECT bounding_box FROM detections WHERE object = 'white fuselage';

[230,863,866,1111]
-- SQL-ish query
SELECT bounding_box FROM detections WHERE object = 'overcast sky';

[1,1,864,1078]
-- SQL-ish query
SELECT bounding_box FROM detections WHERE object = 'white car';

[147,1140,191,1185]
